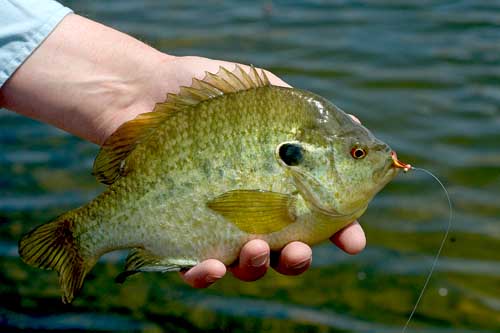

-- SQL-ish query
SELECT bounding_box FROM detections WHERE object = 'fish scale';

[77,88,300,261]
[19,66,403,303]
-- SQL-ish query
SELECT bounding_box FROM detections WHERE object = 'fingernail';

[250,253,268,267]
[205,274,221,284]
[287,257,311,270]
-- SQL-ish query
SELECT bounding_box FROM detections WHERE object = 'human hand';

[181,221,366,287]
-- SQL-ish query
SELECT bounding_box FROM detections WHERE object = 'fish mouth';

[375,151,412,182]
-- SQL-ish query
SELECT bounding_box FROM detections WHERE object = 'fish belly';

[73,184,249,266]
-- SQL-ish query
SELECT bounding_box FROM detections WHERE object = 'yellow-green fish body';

[19,66,399,303]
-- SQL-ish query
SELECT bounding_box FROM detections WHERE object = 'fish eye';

[351,147,367,159]
[279,143,303,166]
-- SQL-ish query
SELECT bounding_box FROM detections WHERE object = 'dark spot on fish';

[279,143,303,166]
[201,159,212,177]
[450,236,456,243]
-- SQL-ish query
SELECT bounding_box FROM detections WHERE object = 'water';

[1,0,499,331]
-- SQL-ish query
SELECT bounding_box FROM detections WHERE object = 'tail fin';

[18,217,94,303]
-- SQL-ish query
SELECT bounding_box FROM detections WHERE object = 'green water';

[1,1,499,332]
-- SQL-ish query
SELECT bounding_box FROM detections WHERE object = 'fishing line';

[401,167,453,333]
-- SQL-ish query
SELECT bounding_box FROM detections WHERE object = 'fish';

[18,65,410,303]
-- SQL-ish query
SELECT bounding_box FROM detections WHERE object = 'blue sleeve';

[0,0,73,87]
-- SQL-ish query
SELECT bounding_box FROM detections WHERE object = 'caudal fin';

[18,216,94,303]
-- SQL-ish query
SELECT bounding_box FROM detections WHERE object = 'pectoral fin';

[116,248,197,283]
[207,190,296,234]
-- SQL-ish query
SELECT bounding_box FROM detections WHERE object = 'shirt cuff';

[0,4,73,87]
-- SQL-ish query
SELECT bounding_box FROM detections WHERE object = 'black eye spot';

[351,147,367,159]
[279,143,303,166]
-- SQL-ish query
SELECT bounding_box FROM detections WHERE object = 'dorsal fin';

[93,65,271,185]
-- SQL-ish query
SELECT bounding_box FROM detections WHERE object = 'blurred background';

[1,0,499,332]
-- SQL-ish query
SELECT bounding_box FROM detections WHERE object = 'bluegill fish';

[19,66,409,303]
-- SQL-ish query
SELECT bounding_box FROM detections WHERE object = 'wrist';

[98,55,211,144]
[0,13,176,146]
[91,52,176,145]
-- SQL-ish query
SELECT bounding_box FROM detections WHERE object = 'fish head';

[276,96,405,218]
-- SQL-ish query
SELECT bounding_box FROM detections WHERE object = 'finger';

[348,114,361,124]
[271,241,312,276]
[230,239,270,281]
[330,221,366,255]
[179,259,226,288]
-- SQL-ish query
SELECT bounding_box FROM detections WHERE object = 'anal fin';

[116,248,198,283]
